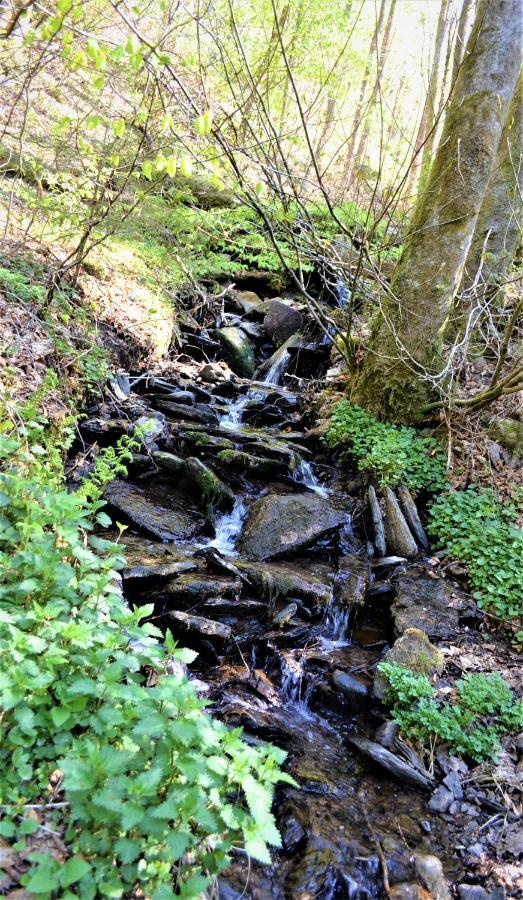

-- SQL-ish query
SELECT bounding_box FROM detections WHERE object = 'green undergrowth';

[0,389,289,898]
[378,664,523,763]
[0,253,109,394]
[428,487,523,625]
[326,400,446,491]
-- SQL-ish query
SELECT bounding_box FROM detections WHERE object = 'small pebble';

[420,820,431,833]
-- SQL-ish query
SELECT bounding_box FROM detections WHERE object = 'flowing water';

[112,299,457,898]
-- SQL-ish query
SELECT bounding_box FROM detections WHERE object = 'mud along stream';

[76,288,479,898]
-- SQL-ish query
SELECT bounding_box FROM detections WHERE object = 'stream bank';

[75,283,522,899]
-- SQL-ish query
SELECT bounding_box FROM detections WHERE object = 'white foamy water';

[293,457,328,496]
[205,497,246,556]
[219,347,291,431]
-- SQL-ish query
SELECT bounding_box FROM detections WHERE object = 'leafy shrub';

[378,663,523,763]
[0,407,289,898]
[428,487,523,621]
[326,400,446,491]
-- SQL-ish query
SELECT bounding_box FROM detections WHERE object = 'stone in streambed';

[348,735,433,790]
[152,399,219,425]
[263,299,303,346]
[216,448,288,480]
[234,559,332,606]
[383,486,418,557]
[216,326,255,377]
[163,574,240,603]
[332,670,371,711]
[122,560,198,581]
[413,853,451,900]
[184,457,235,512]
[153,450,185,471]
[334,554,370,608]
[167,610,232,641]
[237,492,345,560]
[373,628,444,700]
[103,479,205,542]
[392,570,478,639]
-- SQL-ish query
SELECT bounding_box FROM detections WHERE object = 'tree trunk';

[342,0,387,187]
[451,0,474,86]
[463,72,523,290]
[354,0,522,423]
[351,0,397,175]
[418,0,450,192]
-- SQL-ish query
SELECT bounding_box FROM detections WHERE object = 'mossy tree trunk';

[354,0,522,423]
[462,72,523,291]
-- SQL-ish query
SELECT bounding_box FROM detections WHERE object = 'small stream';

[93,290,460,897]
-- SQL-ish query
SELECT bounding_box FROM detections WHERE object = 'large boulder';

[391,570,478,639]
[217,327,255,377]
[237,492,345,560]
[103,479,206,541]
[263,299,303,346]
[373,627,444,699]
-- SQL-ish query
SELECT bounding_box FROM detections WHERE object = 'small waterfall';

[334,277,350,309]
[262,348,290,387]
[280,655,304,703]
[321,597,350,643]
[205,498,246,556]
[219,347,290,431]
[293,457,328,496]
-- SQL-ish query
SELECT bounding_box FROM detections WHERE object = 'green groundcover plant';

[378,664,523,763]
[326,400,446,491]
[0,390,291,898]
[428,486,523,622]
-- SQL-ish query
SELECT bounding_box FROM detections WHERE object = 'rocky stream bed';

[74,286,522,899]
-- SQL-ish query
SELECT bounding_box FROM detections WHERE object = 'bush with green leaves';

[0,406,289,898]
[326,400,446,491]
[378,663,523,763]
[428,487,523,621]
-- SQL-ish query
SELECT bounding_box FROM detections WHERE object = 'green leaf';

[60,856,91,887]
[50,706,71,727]
[141,160,153,181]
[25,859,60,893]
[112,118,126,138]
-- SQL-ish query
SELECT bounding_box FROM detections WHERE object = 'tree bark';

[342,0,387,187]
[351,0,397,175]
[418,0,450,192]
[354,0,522,423]
[451,0,474,86]
[463,72,523,290]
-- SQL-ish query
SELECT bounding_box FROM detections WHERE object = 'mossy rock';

[373,628,444,699]
[489,418,523,457]
[217,327,255,378]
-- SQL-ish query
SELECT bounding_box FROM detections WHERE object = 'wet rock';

[332,671,371,711]
[167,610,232,641]
[373,628,444,699]
[279,803,308,854]
[443,771,463,799]
[177,430,235,456]
[413,853,451,900]
[199,361,236,383]
[372,555,407,575]
[153,399,219,425]
[368,485,387,557]
[272,602,298,625]
[194,547,250,583]
[234,560,331,606]
[230,289,265,318]
[383,486,418,557]
[239,321,263,340]
[334,554,370,608]
[392,570,477,639]
[489,416,523,457]
[103,479,206,541]
[122,560,198,581]
[375,720,399,749]
[457,887,489,900]
[263,299,303,346]
[152,450,185,472]
[396,484,429,549]
[390,883,431,899]
[108,372,130,400]
[163,574,241,604]
[428,786,453,813]
[216,448,287,480]
[217,326,255,377]
[184,457,235,512]
[80,417,129,444]
[133,414,167,445]
[238,492,345,560]
[254,331,301,380]
[348,736,433,790]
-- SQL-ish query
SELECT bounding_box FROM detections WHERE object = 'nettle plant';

[0,402,290,898]
[378,664,523,764]
[326,401,446,491]
[428,487,523,622]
